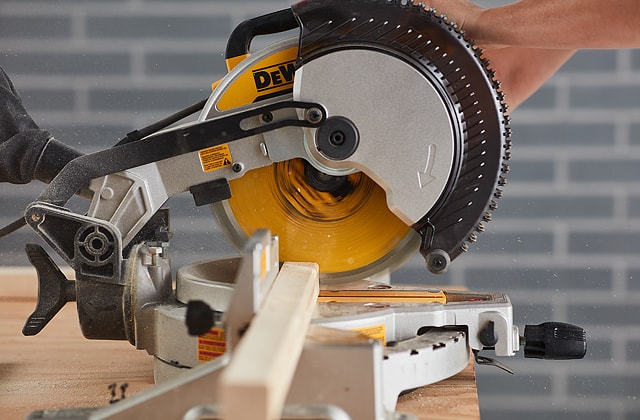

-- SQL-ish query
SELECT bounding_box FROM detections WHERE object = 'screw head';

[305,107,323,124]
[261,112,273,123]
[425,249,450,274]
[100,187,114,200]
[329,130,346,146]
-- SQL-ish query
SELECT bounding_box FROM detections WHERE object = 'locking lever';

[22,243,76,336]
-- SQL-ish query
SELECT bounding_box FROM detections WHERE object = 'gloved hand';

[0,66,81,184]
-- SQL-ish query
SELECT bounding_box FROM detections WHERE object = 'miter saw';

[3,0,587,419]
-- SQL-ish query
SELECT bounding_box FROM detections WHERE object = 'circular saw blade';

[206,38,421,283]
[222,158,418,279]
[290,0,511,272]
[206,0,510,281]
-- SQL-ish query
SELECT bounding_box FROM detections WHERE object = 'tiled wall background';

[1,1,639,419]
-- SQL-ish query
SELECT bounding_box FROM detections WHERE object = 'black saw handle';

[225,8,299,60]
[524,322,587,360]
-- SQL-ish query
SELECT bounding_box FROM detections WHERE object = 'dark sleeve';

[0,66,81,184]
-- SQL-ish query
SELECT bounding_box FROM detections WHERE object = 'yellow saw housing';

[210,43,417,279]
[204,0,510,281]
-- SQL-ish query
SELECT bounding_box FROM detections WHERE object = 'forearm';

[474,0,640,49]
[483,47,575,109]
[423,0,636,109]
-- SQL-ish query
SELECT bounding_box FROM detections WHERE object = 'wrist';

[467,7,508,49]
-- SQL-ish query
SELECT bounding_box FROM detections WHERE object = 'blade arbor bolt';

[316,116,359,160]
[329,130,346,146]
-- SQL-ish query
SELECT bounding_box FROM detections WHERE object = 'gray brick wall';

[1,1,639,419]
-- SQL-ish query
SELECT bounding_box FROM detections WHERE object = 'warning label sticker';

[352,324,386,345]
[199,144,233,172]
[197,328,226,362]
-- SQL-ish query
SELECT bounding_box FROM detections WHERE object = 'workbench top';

[0,268,480,419]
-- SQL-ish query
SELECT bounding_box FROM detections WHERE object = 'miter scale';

[2,1,586,418]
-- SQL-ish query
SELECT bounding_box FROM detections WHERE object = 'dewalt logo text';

[252,60,296,93]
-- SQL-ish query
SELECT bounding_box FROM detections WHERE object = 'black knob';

[316,116,359,160]
[523,322,587,360]
[185,300,216,336]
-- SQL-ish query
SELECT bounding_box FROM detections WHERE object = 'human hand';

[421,0,496,48]
[420,1,574,110]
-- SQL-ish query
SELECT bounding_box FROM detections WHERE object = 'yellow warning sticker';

[352,324,386,345]
[197,328,226,362]
[199,144,233,172]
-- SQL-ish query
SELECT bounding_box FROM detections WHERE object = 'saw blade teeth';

[504,128,513,139]
[259,0,514,274]
[425,7,437,17]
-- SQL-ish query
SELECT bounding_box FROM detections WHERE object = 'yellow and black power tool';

[3,1,586,419]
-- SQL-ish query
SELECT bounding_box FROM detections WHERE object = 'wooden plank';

[0,266,74,299]
[396,359,480,420]
[219,262,320,420]
[0,300,153,420]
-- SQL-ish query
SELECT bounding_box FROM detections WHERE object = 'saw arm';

[25,0,510,285]
[17,0,513,336]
